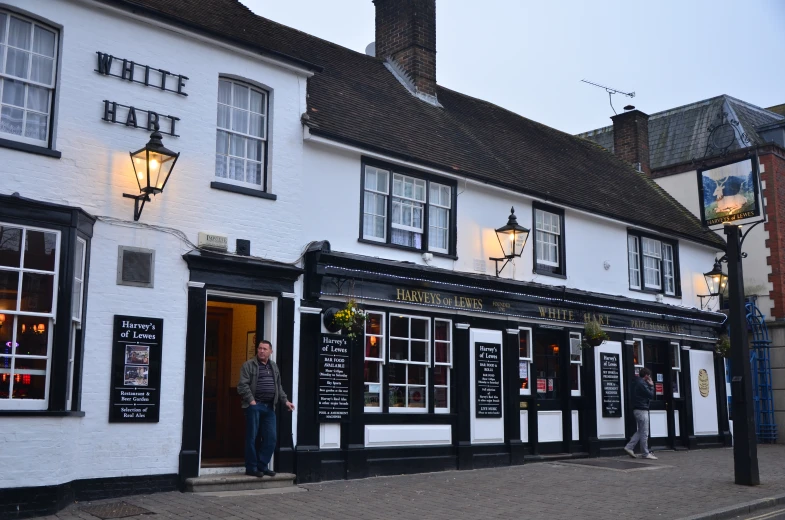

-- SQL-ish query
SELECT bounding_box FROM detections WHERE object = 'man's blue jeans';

[244,402,277,472]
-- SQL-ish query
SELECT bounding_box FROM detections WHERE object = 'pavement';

[43,444,785,520]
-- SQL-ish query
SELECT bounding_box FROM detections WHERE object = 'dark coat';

[631,376,654,410]
[237,358,288,410]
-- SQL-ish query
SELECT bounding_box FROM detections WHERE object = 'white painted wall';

[655,165,773,317]
[0,0,308,488]
[302,139,723,311]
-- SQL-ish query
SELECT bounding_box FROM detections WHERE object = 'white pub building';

[0,0,730,516]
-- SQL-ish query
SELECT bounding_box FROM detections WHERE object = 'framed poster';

[697,157,763,229]
[246,331,257,360]
[317,333,351,422]
[474,342,502,418]
[600,352,621,418]
[109,315,164,422]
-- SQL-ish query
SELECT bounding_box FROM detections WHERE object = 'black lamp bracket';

[489,256,512,277]
[122,192,152,221]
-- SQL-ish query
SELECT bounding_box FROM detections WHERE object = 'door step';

[185,472,296,493]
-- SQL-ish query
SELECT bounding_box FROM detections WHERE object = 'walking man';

[624,366,657,460]
[238,340,295,477]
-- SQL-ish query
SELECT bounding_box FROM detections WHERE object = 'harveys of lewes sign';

[322,275,722,340]
[697,157,763,229]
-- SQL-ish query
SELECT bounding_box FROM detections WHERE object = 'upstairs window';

[533,203,566,277]
[0,11,58,147]
[361,162,455,255]
[627,231,679,296]
[215,78,268,190]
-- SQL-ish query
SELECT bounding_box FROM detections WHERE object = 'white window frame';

[214,77,268,189]
[662,243,676,296]
[569,331,582,396]
[632,338,644,371]
[628,235,641,290]
[428,183,451,254]
[433,318,452,413]
[671,342,681,398]
[391,173,426,234]
[519,327,532,396]
[642,237,662,290]
[535,209,560,267]
[0,222,61,410]
[362,166,389,243]
[66,237,86,410]
[0,11,58,147]
[363,311,385,413]
[388,314,430,413]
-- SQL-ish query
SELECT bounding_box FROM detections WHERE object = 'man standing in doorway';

[238,340,295,477]
[624,367,657,460]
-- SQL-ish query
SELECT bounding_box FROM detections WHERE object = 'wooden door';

[202,308,233,460]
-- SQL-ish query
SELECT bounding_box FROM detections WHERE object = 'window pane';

[0,14,6,44]
[214,154,227,178]
[15,316,47,356]
[364,360,380,383]
[5,47,29,79]
[245,162,262,185]
[0,270,19,310]
[0,226,22,267]
[250,90,264,114]
[24,230,57,271]
[435,342,449,363]
[2,78,24,106]
[388,385,404,408]
[433,365,448,386]
[408,386,426,408]
[411,319,427,340]
[12,373,46,399]
[247,139,262,161]
[408,365,426,385]
[366,313,382,335]
[390,339,408,361]
[231,108,248,133]
[519,333,530,358]
[217,80,231,104]
[215,130,229,154]
[20,272,54,312]
[232,83,249,109]
[229,134,246,157]
[365,335,380,358]
[376,170,388,192]
[570,363,580,391]
[248,113,264,138]
[364,383,380,408]
[32,26,55,57]
[434,387,448,409]
[8,17,31,49]
[410,340,427,362]
[0,319,10,351]
[388,362,405,384]
[216,104,230,129]
[435,321,450,341]
[26,85,48,113]
[390,316,408,337]
[24,111,46,141]
[229,158,244,181]
[1,105,23,135]
[30,55,53,85]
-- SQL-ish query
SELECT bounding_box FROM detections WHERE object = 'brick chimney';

[611,109,650,175]
[374,0,437,98]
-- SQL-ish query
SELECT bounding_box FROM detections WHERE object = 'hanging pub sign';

[109,315,164,423]
[316,333,351,422]
[600,352,622,418]
[697,157,763,229]
[475,342,502,418]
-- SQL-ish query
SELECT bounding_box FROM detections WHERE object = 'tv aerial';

[581,79,635,115]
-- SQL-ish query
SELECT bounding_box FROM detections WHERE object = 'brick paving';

[44,445,785,520]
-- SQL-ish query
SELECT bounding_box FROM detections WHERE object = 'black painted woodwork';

[179,284,207,483]
[275,297,296,474]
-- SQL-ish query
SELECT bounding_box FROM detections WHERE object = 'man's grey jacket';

[237,358,288,410]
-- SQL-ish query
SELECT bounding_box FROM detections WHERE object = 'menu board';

[475,342,502,418]
[317,333,351,422]
[109,315,163,422]
[600,352,622,418]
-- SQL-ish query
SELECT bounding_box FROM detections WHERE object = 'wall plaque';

[600,352,621,418]
[475,342,502,418]
[109,315,164,422]
[317,333,351,422]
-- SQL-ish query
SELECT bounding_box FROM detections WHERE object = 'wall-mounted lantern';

[123,130,180,221]
[698,258,728,309]
[489,207,530,277]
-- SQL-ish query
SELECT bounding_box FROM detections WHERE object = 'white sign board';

[689,349,718,435]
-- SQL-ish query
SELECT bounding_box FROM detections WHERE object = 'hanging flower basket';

[331,299,366,339]
[715,334,731,358]
[582,319,609,349]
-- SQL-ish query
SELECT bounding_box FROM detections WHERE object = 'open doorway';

[201,298,267,468]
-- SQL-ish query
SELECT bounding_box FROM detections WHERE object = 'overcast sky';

[240,1,785,135]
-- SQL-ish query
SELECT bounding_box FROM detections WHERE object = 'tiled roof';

[578,96,785,170]
[767,104,785,117]
[104,0,725,249]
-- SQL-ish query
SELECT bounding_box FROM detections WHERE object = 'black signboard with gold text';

[475,342,502,418]
[600,352,622,418]
[317,333,351,422]
[109,315,164,423]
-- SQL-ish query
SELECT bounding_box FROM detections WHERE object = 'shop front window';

[534,329,561,399]
[433,318,451,413]
[671,342,682,398]
[364,311,385,412]
[632,338,644,372]
[569,332,582,396]
[644,341,667,401]
[388,315,430,412]
[519,327,532,395]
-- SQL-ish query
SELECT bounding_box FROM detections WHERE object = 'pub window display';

[643,340,668,400]
[569,332,582,396]
[518,327,532,395]
[671,342,682,398]
[0,223,59,408]
[361,163,455,255]
[362,311,452,413]
[0,11,59,147]
[534,329,562,399]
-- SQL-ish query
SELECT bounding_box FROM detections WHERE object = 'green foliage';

[715,334,731,358]
[332,299,366,339]
[582,319,609,348]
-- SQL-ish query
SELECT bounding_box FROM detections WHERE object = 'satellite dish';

[365,42,376,57]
